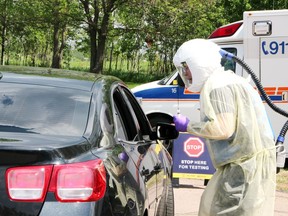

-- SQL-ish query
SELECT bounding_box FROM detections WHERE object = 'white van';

[132,9,288,165]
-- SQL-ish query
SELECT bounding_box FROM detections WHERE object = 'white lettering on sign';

[189,165,209,170]
[194,160,207,165]
[178,164,209,170]
[181,160,194,164]
[178,165,189,169]
[178,159,209,170]
[186,144,202,150]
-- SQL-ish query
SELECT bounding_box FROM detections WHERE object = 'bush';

[104,69,164,83]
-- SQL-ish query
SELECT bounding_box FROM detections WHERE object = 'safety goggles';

[181,62,188,68]
[177,61,191,87]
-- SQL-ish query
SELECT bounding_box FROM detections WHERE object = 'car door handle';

[141,167,150,177]
[153,163,162,172]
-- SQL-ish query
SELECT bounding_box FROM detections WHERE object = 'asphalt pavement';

[174,178,288,216]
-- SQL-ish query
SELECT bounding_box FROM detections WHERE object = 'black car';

[0,71,178,216]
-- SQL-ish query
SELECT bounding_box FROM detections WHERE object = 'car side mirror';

[151,122,179,140]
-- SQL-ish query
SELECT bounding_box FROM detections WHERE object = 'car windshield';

[0,83,91,136]
[158,71,177,85]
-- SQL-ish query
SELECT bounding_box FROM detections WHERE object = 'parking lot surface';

[174,178,288,216]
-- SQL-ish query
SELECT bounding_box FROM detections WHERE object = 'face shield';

[176,61,191,88]
[173,39,222,92]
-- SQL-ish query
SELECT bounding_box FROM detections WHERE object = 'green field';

[0,65,141,88]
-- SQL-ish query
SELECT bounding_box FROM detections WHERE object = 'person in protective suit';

[173,39,276,216]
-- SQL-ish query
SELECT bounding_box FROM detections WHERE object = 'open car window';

[120,86,152,138]
[113,87,139,141]
[113,85,152,142]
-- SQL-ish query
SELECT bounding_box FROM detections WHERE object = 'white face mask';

[173,39,222,92]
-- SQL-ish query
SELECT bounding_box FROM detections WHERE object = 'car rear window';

[0,83,90,136]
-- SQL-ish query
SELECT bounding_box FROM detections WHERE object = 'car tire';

[165,178,175,216]
[156,177,175,216]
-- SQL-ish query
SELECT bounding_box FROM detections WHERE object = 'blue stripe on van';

[133,86,283,102]
[133,86,200,99]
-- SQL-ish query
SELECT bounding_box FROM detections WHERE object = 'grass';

[0,65,142,88]
[0,65,97,81]
[125,82,141,89]
[276,168,288,192]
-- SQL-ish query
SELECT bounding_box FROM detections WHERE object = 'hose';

[276,120,288,172]
[220,49,287,171]
[220,49,288,117]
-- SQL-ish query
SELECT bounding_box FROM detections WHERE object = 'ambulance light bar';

[208,22,243,39]
[253,21,272,36]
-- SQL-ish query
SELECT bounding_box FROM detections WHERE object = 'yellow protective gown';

[173,39,276,216]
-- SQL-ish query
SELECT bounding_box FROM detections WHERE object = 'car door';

[112,85,165,216]
[119,85,167,213]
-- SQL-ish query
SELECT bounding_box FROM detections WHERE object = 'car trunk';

[0,133,90,216]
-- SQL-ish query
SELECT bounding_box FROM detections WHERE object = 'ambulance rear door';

[243,10,288,87]
[243,10,288,157]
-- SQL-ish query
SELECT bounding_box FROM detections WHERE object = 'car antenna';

[177,71,180,114]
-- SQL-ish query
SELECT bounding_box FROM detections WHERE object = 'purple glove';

[173,114,190,132]
[118,152,129,163]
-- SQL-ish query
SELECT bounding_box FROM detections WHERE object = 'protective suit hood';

[173,39,222,92]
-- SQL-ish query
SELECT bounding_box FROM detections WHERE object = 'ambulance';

[132,9,288,166]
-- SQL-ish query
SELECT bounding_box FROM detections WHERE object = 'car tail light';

[208,22,243,39]
[49,159,106,202]
[6,165,53,202]
[6,159,106,203]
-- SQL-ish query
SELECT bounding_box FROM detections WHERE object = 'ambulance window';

[159,71,175,85]
[221,48,237,72]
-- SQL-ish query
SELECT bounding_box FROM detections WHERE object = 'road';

[174,178,288,216]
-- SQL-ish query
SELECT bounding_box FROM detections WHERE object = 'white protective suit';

[173,39,276,216]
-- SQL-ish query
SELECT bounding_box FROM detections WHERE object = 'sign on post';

[172,133,215,180]
[184,137,204,157]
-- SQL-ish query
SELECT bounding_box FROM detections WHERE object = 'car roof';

[0,71,98,91]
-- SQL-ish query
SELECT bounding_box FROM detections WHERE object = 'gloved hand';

[173,114,190,132]
[118,152,129,163]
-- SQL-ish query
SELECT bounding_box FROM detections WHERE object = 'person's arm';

[187,113,235,139]
[187,86,236,140]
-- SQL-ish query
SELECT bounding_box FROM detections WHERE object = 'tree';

[114,0,226,75]
[50,0,68,68]
[0,0,15,65]
[44,0,81,69]
[3,0,288,76]
[0,0,52,66]
[79,0,129,74]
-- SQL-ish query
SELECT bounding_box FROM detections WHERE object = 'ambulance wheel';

[148,115,174,155]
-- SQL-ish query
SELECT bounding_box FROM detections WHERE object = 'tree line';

[0,0,287,77]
